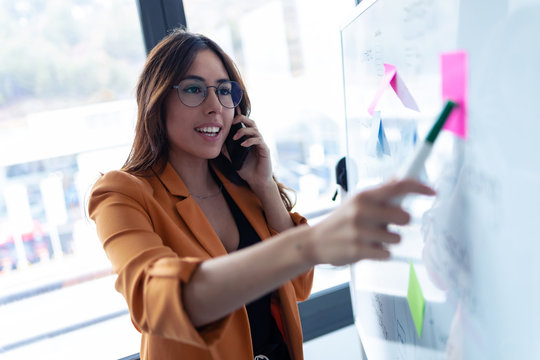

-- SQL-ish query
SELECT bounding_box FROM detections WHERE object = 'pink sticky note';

[368,64,397,115]
[390,68,420,112]
[368,63,419,115]
[441,51,468,138]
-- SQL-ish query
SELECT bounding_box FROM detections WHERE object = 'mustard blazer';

[88,162,314,360]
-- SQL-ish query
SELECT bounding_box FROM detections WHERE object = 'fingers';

[360,226,401,245]
[236,115,256,127]
[354,200,411,227]
[239,136,265,148]
[327,237,393,266]
[310,179,435,266]
[361,179,435,204]
[231,116,258,140]
[347,179,433,232]
[231,117,266,149]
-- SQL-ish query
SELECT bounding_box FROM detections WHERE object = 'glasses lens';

[217,81,243,108]
[176,79,206,107]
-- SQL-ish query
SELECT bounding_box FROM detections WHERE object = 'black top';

[221,187,291,359]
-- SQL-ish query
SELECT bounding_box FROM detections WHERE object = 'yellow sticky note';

[407,261,425,338]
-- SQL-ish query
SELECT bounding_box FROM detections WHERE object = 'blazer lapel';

[155,162,227,257]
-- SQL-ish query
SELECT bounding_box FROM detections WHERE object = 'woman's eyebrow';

[183,75,205,81]
[183,75,230,83]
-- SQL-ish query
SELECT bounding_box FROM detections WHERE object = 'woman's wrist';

[290,225,318,268]
[249,178,279,200]
[251,178,295,232]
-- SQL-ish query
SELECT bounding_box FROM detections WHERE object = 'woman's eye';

[184,85,202,94]
[218,88,231,96]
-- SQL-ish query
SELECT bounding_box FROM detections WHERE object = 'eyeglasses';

[172,78,244,109]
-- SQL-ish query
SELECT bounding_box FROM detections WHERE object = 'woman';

[88,28,434,360]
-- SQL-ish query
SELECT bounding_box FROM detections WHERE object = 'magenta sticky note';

[368,64,397,115]
[368,63,419,115]
[390,68,420,112]
[441,51,468,138]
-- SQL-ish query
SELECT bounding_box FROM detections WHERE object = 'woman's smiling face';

[164,49,235,165]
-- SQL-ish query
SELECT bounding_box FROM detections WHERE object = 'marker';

[392,100,457,205]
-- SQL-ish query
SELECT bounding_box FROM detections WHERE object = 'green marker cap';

[425,100,457,144]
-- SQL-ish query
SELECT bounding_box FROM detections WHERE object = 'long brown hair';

[122,28,295,210]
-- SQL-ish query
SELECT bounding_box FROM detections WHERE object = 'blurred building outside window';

[0,0,146,358]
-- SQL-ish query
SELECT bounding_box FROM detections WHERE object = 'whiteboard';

[340,0,540,359]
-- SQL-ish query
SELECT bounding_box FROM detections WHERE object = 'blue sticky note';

[367,111,391,158]
[377,119,391,156]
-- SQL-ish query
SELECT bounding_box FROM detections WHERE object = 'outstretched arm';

[183,179,435,327]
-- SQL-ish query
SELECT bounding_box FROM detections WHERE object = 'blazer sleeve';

[88,171,230,349]
[268,212,314,302]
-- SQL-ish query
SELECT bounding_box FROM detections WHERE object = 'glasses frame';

[172,79,244,109]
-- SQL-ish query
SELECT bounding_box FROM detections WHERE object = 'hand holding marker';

[392,100,457,205]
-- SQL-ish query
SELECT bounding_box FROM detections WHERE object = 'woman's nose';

[202,88,223,113]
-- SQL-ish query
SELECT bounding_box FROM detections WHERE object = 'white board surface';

[341,1,540,359]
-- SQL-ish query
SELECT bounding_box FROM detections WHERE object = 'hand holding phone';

[225,122,251,170]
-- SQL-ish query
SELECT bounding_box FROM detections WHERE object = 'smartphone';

[225,122,251,170]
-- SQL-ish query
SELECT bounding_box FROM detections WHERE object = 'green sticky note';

[407,261,425,338]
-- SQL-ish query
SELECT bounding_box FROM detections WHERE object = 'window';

[0,1,358,358]
[0,1,146,358]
